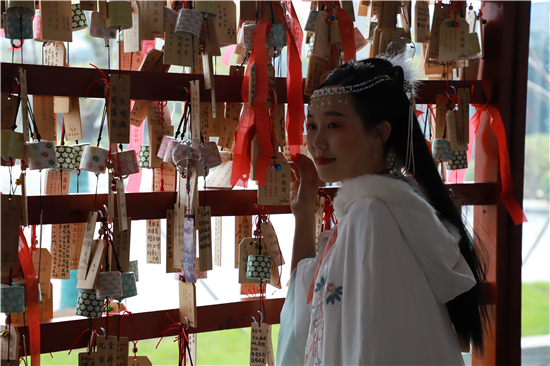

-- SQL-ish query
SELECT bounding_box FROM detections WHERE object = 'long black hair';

[319,57,489,353]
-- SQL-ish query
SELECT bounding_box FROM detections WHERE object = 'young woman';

[276,57,487,365]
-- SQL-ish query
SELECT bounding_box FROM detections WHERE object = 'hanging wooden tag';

[112,217,131,272]
[78,352,99,366]
[18,68,30,142]
[218,102,242,149]
[439,18,469,62]
[116,179,128,231]
[446,110,467,151]
[64,97,83,141]
[378,28,399,56]
[205,102,225,137]
[357,1,369,17]
[153,166,177,192]
[260,221,285,266]
[76,211,99,280]
[414,1,430,43]
[1,92,19,130]
[146,219,161,264]
[80,1,98,11]
[197,206,213,271]
[138,49,170,73]
[250,322,268,366]
[216,1,237,46]
[341,1,355,22]
[199,103,211,140]
[32,248,52,298]
[258,157,291,206]
[190,80,202,143]
[400,1,411,34]
[377,1,398,29]
[123,1,141,53]
[266,324,275,366]
[204,18,221,57]
[188,171,199,217]
[109,74,131,144]
[139,1,164,40]
[238,237,262,284]
[96,335,118,366]
[312,11,330,62]
[235,216,252,268]
[184,333,197,366]
[1,195,22,268]
[128,356,152,366]
[0,326,19,361]
[99,0,108,21]
[107,172,115,224]
[428,3,452,60]
[115,337,129,366]
[50,223,71,279]
[39,284,53,320]
[164,16,199,67]
[193,257,207,279]
[456,88,470,145]
[190,54,204,75]
[20,171,28,227]
[179,281,197,327]
[119,46,141,72]
[213,217,222,267]
[130,100,151,127]
[40,1,73,42]
[204,160,233,189]
[76,239,105,290]
[435,94,448,139]
[148,125,174,168]
[305,55,330,96]
[165,209,178,273]
[69,222,86,270]
[33,96,57,142]
[44,170,70,194]
[173,202,185,270]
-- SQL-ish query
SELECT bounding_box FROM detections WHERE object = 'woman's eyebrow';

[324,111,346,117]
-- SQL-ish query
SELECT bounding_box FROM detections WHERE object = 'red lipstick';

[316,156,336,165]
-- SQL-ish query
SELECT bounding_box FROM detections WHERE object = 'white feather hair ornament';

[376,53,420,103]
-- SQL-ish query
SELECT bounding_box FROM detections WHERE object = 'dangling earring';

[374,144,378,158]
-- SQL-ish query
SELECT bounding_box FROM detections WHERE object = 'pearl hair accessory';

[308,74,392,109]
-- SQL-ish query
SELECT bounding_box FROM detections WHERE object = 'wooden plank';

[25,183,498,225]
[0,64,488,105]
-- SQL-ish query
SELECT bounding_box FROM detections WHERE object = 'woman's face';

[306,95,387,183]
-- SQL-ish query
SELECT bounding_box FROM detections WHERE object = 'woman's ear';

[377,121,392,143]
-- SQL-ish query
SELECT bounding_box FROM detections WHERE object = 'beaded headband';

[308,74,393,109]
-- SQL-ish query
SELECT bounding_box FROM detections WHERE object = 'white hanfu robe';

[277,174,476,366]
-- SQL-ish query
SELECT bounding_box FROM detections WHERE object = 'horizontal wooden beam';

[1,63,487,104]
[26,183,498,225]
[12,297,285,354]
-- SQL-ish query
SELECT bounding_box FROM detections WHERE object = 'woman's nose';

[311,129,328,150]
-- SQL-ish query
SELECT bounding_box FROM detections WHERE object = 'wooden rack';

[2,2,530,364]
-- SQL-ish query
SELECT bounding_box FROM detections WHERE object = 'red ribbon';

[18,228,41,365]
[336,3,356,62]
[276,2,305,157]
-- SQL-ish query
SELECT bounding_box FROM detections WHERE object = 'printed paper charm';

[246,255,271,281]
[174,8,202,39]
[90,11,116,39]
[305,11,320,33]
[112,149,140,176]
[267,24,286,48]
[198,141,222,169]
[172,140,204,172]
[194,1,218,18]
[306,36,315,58]
[115,272,138,300]
[71,3,88,32]
[80,145,109,175]
[1,130,25,160]
[157,135,176,160]
[25,140,58,170]
[105,0,133,30]
[139,145,150,168]
[33,10,44,42]
[0,284,26,314]
[448,150,468,170]
[54,143,89,172]
[3,12,33,40]
[432,139,453,162]
[6,0,34,18]
[163,139,180,165]
[95,271,123,300]
[76,290,103,318]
